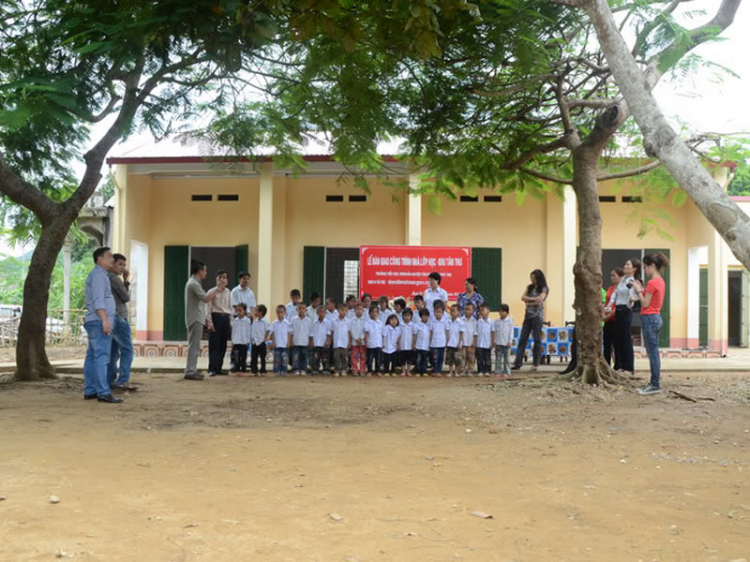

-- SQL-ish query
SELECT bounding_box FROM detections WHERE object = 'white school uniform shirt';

[383,324,401,354]
[306,306,321,321]
[377,307,394,324]
[494,316,514,347]
[231,316,252,345]
[424,286,449,317]
[285,301,299,320]
[346,308,357,320]
[476,317,495,349]
[270,318,292,348]
[291,315,313,347]
[415,321,432,351]
[311,318,332,347]
[400,321,415,351]
[349,315,367,345]
[251,317,270,345]
[429,315,450,347]
[462,316,477,347]
[325,309,338,323]
[231,285,256,312]
[447,317,465,348]
[330,316,350,349]
[364,319,384,349]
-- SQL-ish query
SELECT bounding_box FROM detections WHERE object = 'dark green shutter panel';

[645,248,670,347]
[741,269,749,348]
[235,244,249,277]
[164,245,189,341]
[303,246,326,303]
[471,248,502,312]
[699,268,708,348]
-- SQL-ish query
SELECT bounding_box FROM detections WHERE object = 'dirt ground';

[1,371,748,562]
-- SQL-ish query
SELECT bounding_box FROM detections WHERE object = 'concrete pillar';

[257,162,275,307]
[545,188,577,324]
[62,237,73,337]
[111,165,127,253]
[708,230,729,355]
[405,172,422,246]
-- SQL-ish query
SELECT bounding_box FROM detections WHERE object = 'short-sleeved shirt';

[377,307,394,325]
[291,315,313,346]
[232,316,252,345]
[364,319,383,349]
[383,324,401,354]
[641,277,666,316]
[400,322,416,351]
[447,318,465,348]
[330,317,350,349]
[270,319,292,348]
[608,277,638,308]
[285,301,299,320]
[476,317,495,349]
[429,316,450,347]
[424,286,449,318]
[251,317,270,345]
[524,286,548,319]
[349,315,367,343]
[231,285,256,312]
[457,291,484,318]
[311,318,332,347]
[461,316,477,347]
[85,265,116,324]
[414,321,432,351]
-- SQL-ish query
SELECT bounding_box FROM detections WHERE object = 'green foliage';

[728,164,750,196]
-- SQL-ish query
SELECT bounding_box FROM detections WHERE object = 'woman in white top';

[424,271,449,318]
[606,258,642,374]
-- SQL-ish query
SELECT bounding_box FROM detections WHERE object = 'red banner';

[359,246,472,302]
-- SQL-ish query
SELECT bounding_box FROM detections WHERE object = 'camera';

[626,282,633,289]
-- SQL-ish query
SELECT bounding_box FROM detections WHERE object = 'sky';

[2,1,749,258]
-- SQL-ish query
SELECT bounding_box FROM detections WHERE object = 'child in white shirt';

[269,305,293,376]
[494,304,514,377]
[364,306,384,374]
[414,308,432,376]
[382,314,401,375]
[475,303,495,375]
[461,302,478,376]
[250,304,271,375]
[429,301,450,375]
[330,304,351,376]
[445,304,465,377]
[349,302,367,375]
[291,302,313,375]
[310,306,332,374]
[231,303,252,373]
[399,308,416,377]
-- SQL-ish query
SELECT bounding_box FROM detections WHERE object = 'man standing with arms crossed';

[184,261,221,381]
[107,253,137,391]
[83,247,121,403]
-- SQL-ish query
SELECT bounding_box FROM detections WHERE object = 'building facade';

[107,154,749,354]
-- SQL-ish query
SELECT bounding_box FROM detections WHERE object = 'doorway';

[325,247,360,305]
[728,269,749,347]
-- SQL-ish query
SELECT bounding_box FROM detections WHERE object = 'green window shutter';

[163,245,189,341]
[645,248,670,347]
[235,244,249,277]
[303,246,326,302]
[741,269,749,348]
[471,248,502,312]
[699,268,708,347]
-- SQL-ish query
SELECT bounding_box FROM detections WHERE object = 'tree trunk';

[569,146,628,385]
[584,0,750,270]
[14,216,77,381]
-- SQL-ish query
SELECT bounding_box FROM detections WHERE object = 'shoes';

[637,384,662,395]
[218,370,229,376]
[84,394,97,400]
[208,371,219,377]
[531,366,539,372]
[511,365,521,371]
[113,383,138,392]
[97,394,124,403]
[184,373,205,381]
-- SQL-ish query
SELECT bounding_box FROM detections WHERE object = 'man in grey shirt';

[83,247,122,403]
[184,260,221,380]
[107,253,136,391]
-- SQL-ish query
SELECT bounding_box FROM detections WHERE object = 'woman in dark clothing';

[512,269,549,372]
[605,258,641,374]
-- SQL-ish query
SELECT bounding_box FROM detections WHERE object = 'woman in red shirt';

[635,253,669,395]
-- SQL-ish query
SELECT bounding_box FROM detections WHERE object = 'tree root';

[560,358,630,387]
[13,365,58,382]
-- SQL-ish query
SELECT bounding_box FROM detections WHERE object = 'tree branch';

[0,153,59,224]
[521,167,573,185]
[596,160,661,180]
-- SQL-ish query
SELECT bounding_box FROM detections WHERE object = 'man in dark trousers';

[206,270,231,376]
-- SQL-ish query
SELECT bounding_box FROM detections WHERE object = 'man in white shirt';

[231,271,256,317]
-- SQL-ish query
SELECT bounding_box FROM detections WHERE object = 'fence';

[0,309,89,347]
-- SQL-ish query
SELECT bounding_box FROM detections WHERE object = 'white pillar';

[257,162,275,306]
[62,237,73,338]
[406,172,422,246]
[708,230,729,355]
[562,187,577,324]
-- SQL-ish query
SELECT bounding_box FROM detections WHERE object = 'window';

[326,195,344,202]
[484,195,503,202]
[217,194,239,201]
[191,194,212,201]
[622,196,643,203]
[460,195,479,202]
[349,195,367,202]
[343,260,360,299]
[599,196,616,203]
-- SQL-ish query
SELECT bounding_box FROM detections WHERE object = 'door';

[163,245,189,341]
[325,247,359,305]
[471,248,502,311]
[699,268,708,347]
[190,246,237,292]
[742,269,749,348]
[645,248,670,347]
[728,271,741,346]
[303,246,326,303]
[235,244,249,281]
[601,249,640,283]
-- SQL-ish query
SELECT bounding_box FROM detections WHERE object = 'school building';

[106,153,749,356]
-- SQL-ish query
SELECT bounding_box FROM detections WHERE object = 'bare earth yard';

[1,372,749,562]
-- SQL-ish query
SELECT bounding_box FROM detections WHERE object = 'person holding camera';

[605,258,642,374]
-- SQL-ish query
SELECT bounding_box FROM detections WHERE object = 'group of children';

[229,290,516,377]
